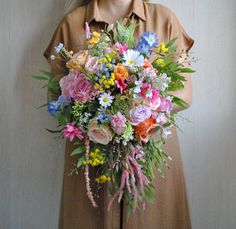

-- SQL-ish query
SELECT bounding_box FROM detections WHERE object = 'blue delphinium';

[97,113,110,125]
[47,95,71,117]
[135,32,158,56]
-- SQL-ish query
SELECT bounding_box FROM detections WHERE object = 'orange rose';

[134,116,158,143]
[114,63,128,80]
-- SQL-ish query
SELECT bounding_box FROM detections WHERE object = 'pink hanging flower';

[115,78,127,94]
[115,42,128,55]
[85,22,92,40]
[63,123,84,142]
[157,96,173,117]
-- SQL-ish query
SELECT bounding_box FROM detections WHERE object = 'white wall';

[0,0,236,228]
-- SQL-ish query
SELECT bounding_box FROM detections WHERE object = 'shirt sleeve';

[43,17,70,75]
[167,10,194,59]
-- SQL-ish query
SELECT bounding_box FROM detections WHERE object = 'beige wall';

[0,0,236,228]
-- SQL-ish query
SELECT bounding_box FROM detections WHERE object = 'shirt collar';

[85,0,146,24]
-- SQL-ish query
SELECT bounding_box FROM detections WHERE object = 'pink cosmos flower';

[111,112,127,135]
[63,123,84,142]
[85,57,99,73]
[115,42,128,55]
[140,83,161,110]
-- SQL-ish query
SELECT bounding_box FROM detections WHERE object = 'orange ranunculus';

[114,63,128,80]
[143,59,157,73]
[134,116,158,143]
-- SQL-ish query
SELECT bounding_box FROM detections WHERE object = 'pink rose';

[69,72,94,103]
[111,112,127,135]
[87,118,113,145]
[85,57,99,73]
[59,72,75,97]
[129,105,152,126]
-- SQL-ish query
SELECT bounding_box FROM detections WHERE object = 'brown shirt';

[43,0,194,75]
[43,1,194,228]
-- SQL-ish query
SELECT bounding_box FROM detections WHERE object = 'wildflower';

[85,22,92,40]
[50,55,56,60]
[123,49,144,67]
[155,73,171,91]
[115,42,128,55]
[156,41,168,53]
[95,175,111,183]
[97,113,110,124]
[54,43,64,53]
[99,92,113,108]
[136,32,158,55]
[156,58,165,67]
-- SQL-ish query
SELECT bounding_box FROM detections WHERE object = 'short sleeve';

[43,17,70,75]
[168,10,194,59]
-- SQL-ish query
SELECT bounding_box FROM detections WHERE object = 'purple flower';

[111,112,127,135]
[129,105,152,126]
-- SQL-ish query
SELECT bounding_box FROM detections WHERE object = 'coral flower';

[134,116,158,143]
[143,59,157,73]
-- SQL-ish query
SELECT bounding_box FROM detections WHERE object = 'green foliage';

[113,19,138,48]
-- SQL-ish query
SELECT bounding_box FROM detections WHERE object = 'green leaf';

[171,73,186,81]
[45,128,63,133]
[71,147,85,156]
[168,81,184,91]
[77,156,85,168]
[165,37,178,48]
[172,96,189,108]
[40,70,54,78]
[36,103,48,109]
[31,75,48,80]
[177,68,195,73]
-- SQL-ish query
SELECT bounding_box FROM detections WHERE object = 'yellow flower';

[157,42,169,53]
[156,58,165,67]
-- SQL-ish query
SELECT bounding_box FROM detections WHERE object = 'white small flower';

[156,73,171,91]
[54,43,64,53]
[133,79,143,93]
[123,49,144,67]
[99,92,113,108]
[50,55,56,60]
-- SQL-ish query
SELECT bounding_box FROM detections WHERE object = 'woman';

[43,0,194,228]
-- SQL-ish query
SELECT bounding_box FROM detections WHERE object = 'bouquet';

[33,20,195,215]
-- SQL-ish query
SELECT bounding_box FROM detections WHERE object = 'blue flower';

[47,96,71,117]
[54,43,64,53]
[136,32,158,55]
[47,100,61,117]
[97,113,110,124]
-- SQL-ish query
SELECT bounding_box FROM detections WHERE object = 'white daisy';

[123,49,144,67]
[99,92,113,108]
